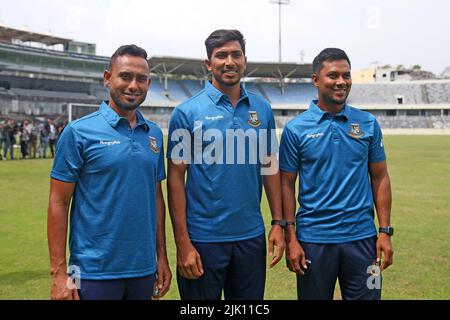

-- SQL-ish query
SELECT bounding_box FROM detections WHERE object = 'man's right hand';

[50,273,80,300]
[176,242,204,280]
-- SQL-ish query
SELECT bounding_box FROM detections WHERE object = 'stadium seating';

[348,82,450,105]
[146,80,170,104]
[10,88,96,101]
[2,37,450,130]
[180,80,203,97]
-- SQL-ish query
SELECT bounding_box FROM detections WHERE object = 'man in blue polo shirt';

[167,29,284,300]
[47,45,171,300]
[280,48,394,300]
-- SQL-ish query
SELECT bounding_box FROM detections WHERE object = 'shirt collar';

[309,100,350,123]
[135,109,150,132]
[205,81,249,106]
[100,101,149,132]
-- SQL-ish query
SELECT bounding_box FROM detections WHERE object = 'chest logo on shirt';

[100,140,121,146]
[247,111,262,128]
[149,136,160,153]
[306,132,324,139]
[205,115,224,121]
[348,123,364,138]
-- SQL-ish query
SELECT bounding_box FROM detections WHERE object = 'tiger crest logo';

[247,111,262,127]
[348,123,364,138]
[149,136,160,153]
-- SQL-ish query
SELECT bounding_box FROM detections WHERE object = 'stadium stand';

[348,81,450,105]
[257,82,316,104]
[1,25,449,131]
[145,79,170,104]
[164,79,189,102]
[10,88,96,101]
[180,80,204,98]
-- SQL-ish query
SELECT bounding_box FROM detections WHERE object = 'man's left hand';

[376,233,394,271]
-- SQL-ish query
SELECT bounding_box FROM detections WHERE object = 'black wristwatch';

[379,226,394,236]
[271,219,286,228]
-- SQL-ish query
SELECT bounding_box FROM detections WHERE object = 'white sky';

[0,0,449,74]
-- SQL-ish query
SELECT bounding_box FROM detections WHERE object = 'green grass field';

[1,135,449,299]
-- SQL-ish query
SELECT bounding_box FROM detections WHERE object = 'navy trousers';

[78,273,156,300]
[296,236,382,300]
[177,234,266,300]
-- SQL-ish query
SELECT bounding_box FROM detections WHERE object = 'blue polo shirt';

[279,100,386,243]
[167,81,278,242]
[50,101,165,280]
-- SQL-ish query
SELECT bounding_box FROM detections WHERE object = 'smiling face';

[104,54,151,112]
[312,59,352,109]
[205,40,247,91]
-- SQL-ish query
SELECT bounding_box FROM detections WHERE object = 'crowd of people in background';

[0,117,68,160]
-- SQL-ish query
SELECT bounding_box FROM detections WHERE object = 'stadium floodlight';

[270,0,290,64]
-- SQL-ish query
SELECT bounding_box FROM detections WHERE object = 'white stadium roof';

[0,26,71,46]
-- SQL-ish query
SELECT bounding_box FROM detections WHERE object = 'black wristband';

[271,219,286,228]
[378,226,394,236]
[285,221,295,227]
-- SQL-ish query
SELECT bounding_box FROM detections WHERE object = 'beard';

[110,89,146,111]
[213,71,242,87]
[323,91,349,106]
[329,96,347,105]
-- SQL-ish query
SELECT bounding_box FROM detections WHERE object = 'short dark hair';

[312,48,351,74]
[204,29,246,59]
[108,44,148,70]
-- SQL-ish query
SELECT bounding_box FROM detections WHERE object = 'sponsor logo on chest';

[205,115,224,121]
[306,132,324,139]
[100,140,121,146]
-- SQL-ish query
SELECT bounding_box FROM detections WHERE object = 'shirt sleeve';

[166,107,192,162]
[369,119,386,163]
[50,124,84,182]
[279,125,300,173]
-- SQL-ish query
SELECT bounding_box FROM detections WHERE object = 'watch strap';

[271,219,286,228]
[379,226,394,236]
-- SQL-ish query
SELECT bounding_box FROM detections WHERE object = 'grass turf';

[0,135,449,299]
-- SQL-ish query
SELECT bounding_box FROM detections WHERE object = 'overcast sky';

[0,0,449,74]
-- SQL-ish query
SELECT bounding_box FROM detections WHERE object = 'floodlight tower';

[270,0,290,63]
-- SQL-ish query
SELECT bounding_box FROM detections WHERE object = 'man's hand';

[50,273,79,300]
[268,225,285,268]
[48,179,76,300]
[156,258,172,298]
[176,242,204,279]
[376,233,394,270]
[285,230,308,275]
